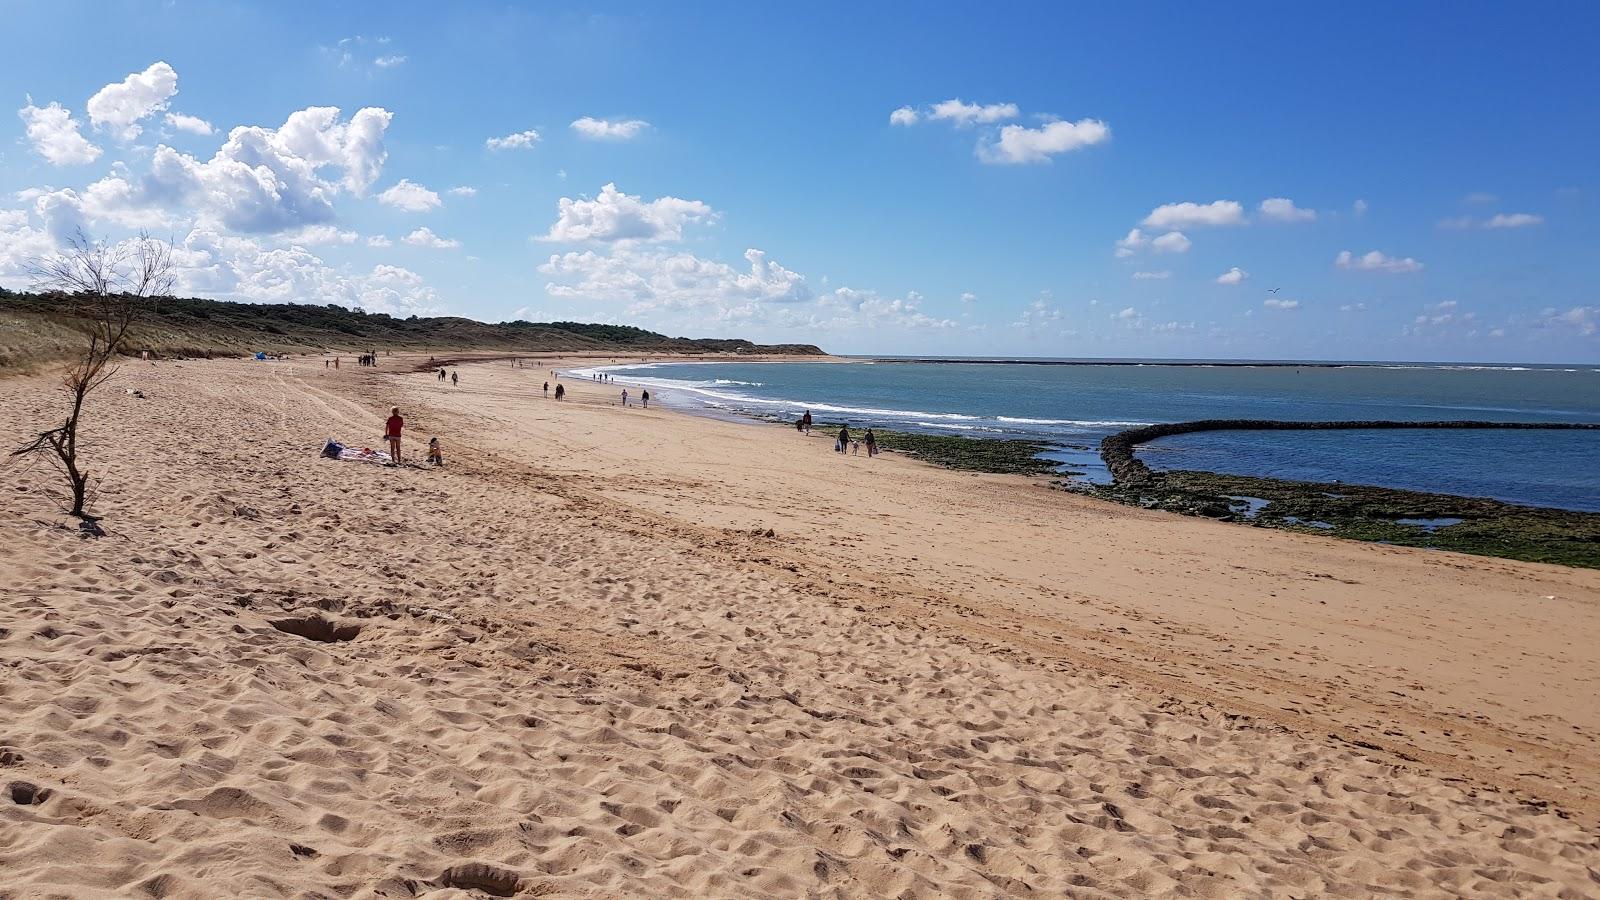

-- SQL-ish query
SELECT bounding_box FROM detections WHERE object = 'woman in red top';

[385,407,404,464]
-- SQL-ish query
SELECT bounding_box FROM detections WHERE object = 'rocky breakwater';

[1099,419,1600,487]
[1072,419,1600,567]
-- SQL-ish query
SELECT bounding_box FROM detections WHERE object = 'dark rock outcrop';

[1101,419,1600,486]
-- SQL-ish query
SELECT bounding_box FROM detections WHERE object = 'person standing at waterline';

[621,389,630,408]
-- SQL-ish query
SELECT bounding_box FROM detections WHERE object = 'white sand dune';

[1,355,1597,898]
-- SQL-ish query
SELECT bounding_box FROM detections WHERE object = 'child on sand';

[427,437,444,467]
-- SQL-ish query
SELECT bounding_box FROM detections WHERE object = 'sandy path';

[0,356,1596,898]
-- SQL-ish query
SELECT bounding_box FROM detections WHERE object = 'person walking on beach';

[621,388,629,407]
[641,389,650,408]
[555,383,565,400]
[801,410,812,434]
[438,367,446,381]
[451,370,459,387]
[864,427,878,457]
[835,424,851,454]
[543,381,549,397]
[384,407,404,464]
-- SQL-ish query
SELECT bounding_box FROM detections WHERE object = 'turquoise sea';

[578,359,1600,512]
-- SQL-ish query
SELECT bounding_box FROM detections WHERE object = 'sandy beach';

[2,353,1598,898]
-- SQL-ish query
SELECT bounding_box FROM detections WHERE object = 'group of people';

[833,422,879,456]
[356,352,380,367]
[382,407,443,467]
[795,410,877,455]
[373,364,887,476]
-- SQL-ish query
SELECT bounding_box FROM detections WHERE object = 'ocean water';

[576,359,1600,511]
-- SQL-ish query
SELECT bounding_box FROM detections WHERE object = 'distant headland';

[0,290,826,370]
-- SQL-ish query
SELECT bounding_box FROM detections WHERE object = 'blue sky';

[2,1,1596,361]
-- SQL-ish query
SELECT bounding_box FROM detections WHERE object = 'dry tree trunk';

[10,231,172,521]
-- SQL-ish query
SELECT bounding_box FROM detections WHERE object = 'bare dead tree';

[11,231,174,520]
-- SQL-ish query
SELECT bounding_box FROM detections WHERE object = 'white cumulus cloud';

[1440,212,1543,230]
[92,105,394,232]
[447,186,478,197]
[541,246,808,311]
[889,105,919,126]
[168,229,441,315]
[1336,249,1423,273]
[978,118,1110,164]
[929,98,1020,126]
[570,117,650,140]
[1215,266,1248,285]
[377,179,441,212]
[540,183,714,245]
[1151,231,1191,253]
[17,99,101,165]
[486,129,540,151]
[1012,298,1064,329]
[1258,197,1316,223]
[1114,228,1147,257]
[1484,212,1543,228]
[282,225,358,245]
[402,226,459,248]
[87,61,178,141]
[1142,200,1245,229]
[1537,306,1597,336]
[165,112,214,135]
